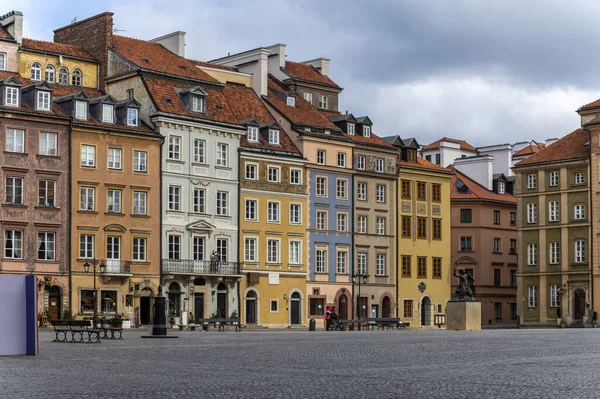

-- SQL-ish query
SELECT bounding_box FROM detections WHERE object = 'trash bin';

[309,318,316,331]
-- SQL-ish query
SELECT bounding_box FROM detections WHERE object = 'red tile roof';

[422,137,477,152]
[283,61,339,88]
[111,35,219,84]
[0,72,67,118]
[515,129,589,166]
[449,165,516,204]
[0,24,13,41]
[513,144,543,157]
[190,59,238,72]
[319,109,341,119]
[397,157,453,174]
[21,38,97,61]
[578,98,600,111]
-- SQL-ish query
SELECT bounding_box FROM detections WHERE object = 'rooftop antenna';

[71,16,77,24]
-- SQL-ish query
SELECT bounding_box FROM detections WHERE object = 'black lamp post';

[84,259,106,319]
[352,272,369,328]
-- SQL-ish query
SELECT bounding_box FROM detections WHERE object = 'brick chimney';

[53,12,114,90]
[151,31,185,57]
[0,11,23,44]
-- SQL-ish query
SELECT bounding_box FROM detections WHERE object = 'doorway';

[246,290,257,324]
[421,296,432,326]
[194,293,205,321]
[339,294,348,320]
[216,283,227,318]
[48,286,61,320]
[290,292,301,325]
[382,296,391,317]
[371,304,379,319]
[574,288,586,320]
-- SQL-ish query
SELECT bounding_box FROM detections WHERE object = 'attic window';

[304,127,311,132]
[179,65,187,70]
[127,108,139,126]
[165,98,173,106]
[497,181,505,195]
[247,126,258,142]
[216,105,222,112]
[347,123,355,135]
[75,100,87,120]
[455,179,470,194]
[269,129,280,145]
[324,129,330,135]
[363,126,371,138]
[142,58,150,64]
[102,104,114,123]
[286,96,295,107]
[191,96,205,113]
[36,91,50,111]
[31,63,41,81]
[5,87,19,107]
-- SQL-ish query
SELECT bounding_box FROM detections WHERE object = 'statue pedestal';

[446,300,481,331]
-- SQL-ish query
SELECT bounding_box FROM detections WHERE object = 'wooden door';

[574,288,586,320]
[48,286,61,320]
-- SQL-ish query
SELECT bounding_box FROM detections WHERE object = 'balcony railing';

[104,260,131,274]
[162,259,241,275]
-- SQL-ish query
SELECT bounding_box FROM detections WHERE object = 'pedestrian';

[325,305,333,331]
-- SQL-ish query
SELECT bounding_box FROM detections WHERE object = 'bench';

[94,319,123,339]
[196,318,242,332]
[51,320,101,343]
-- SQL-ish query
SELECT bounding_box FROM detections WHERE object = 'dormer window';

[287,96,295,107]
[72,69,82,87]
[127,108,138,126]
[304,127,311,132]
[5,87,19,106]
[102,104,114,123]
[247,126,258,142]
[45,65,55,83]
[58,68,68,85]
[191,96,205,112]
[498,182,505,195]
[364,126,371,138]
[36,91,50,111]
[269,129,280,145]
[75,100,87,120]
[325,129,330,135]
[348,123,355,135]
[31,63,41,81]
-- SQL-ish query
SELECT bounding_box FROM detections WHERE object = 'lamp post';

[83,259,106,319]
[352,272,369,330]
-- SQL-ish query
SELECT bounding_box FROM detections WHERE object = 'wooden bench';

[197,318,242,332]
[51,320,101,343]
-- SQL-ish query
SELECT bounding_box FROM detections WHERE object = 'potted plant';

[112,315,123,329]
[63,308,73,320]
[230,310,238,319]
[169,312,175,328]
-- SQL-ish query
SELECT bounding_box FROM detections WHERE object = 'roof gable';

[449,165,516,203]
[423,137,477,152]
[515,129,589,167]
[282,61,339,88]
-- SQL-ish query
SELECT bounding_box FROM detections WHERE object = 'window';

[133,238,146,261]
[6,128,24,152]
[576,240,586,263]
[416,182,426,201]
[31,63,41,80]
[337,213,347,232]
[548,201,559,222]
[108,148,122,170]
[549,241,560,265]
[58,67,68,85]
[75,100,87,119]
[527,243,537,265]
[216,143,228,166]
[80,290,94,313]
[246,126,259,142]
[527,203,537,223]
[290,203,301,225]
[357,155,365,170]
[550,284,560,308]
[336,251,347,274]
[417,257,427,278]
[268,130,280,145]
[81,145,95,167]
[316,249,327,273]
[575,172,585,185]
[4,230,23,259]
[38,132,57,156]
[494,303,502,319]
[376,217,385,235]
[491,237,502,253]
[356,252,367,275]
[549,171,559,187]
[5,177,23,204]
[528,285,537,308]
[37,91,50,111]
[167,136,181,160]
[268,166,280,182]
[357,183,367,201]
[102,104,114,123]
[376,254,386,276]
[316,211,327,230]
[133,191,147,215]
[127,108,138,126]
[510,212,516,226]
[286,96,295,106]
[432,184,441,202]
[376,185,385,202]
[5,86,18,106]
[432,219,441,240]
[347,123,355,135]
[193,237,205,261]
[216,238,228,262]
[245,199,257,221]
[316,177,327,197]
[425,155,431,162]
[80,234,94,259]
[289,240,301,264]
[510,303,517,320]
[168,186,181,211]
[357,215,367,233]
[243,163,257,181]
[574,204,586,220]
[216,191,228,216]
[433,258,442,279]
[191,96,205,112]
[403,300,413,318]
[80,187,94,211]
[168,235,180,260]
[527,174,537,189]
[402,255,411,277]
[303,92,313,104]
[494,210,501,225]
[417,217,426,239]
[267,239,280,264]
[244,237,257,262]
[310,297,324,316]
[37,232,55,261]
[402,216,411,238]
[269,300,279,312]
[510,239,517,255]
[319,95,328,109]
[337,152,346,168]
[0,53,5,70]
[192,188,205,214]
[267,201,279,222]
[460,237,473,252]
[363,126,371,138]
[133,151,147,172]
[509,270,517,287]
[38,180,56,207]
[72,69,82,86]
[497,181,505,194]
[290,168,302,185]
[107,189,122,213]
[317,149,326,165]
[126,88,134,99]
[336,179,347,199]
[435,154,440,165]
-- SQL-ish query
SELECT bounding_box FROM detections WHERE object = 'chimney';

[210,47,270,97]
[150,31,186,57]
[301,57,330,77]
[454,155,494,190]
[0,11,23,44]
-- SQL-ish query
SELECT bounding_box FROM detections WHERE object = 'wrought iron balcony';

[103,260,132,275]
[162,259,241,276]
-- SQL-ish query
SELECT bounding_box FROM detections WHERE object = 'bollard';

[309,318,316,331]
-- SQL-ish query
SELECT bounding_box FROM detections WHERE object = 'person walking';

[325,305,334,331]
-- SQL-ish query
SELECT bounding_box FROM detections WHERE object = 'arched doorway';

[168,282,181,318]
[339,294,348,320]
[216,282,227,318]
[48,286,62,320]
[290,292,301,325]
[140,288,153,325]
[574,288,586,320]
[382,296,391,318]
[421,296,432,326]
[246,290,257,324]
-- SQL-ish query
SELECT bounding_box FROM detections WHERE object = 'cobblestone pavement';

[2,328,600,398]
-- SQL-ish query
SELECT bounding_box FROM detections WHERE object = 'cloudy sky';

[11,0,597,146]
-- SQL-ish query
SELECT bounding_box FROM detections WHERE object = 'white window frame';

[245,163,258,180]
[133,237,146,261]
[80,187,95,211]
[107,148,122,170]
[127,108,138,126]
[267,238,280,264]
[550,284,559,308]
[357,182,367,201]
[80,234,94,259]
[336,213,347,232]
[58,67,68,85]
[316,249,327,273]
[216,191,228,216]
[358,215,367,233]
[376,217,385,235]
[45,65,55,83]
[303,92,312,104]
[493,238,501,253]
[347,123,355,135]
[289,203,301,225]
[267,166,280,183]
[6,128,24,153]
[336,250,347,274]
[38,179,56,207]
[191,96,205,112]
[319,95,328,109]
[102,104,114,123]
[290,168,302,185]
[5,176,23,204]
[376,254,386,276]
[268,130,280,145]
[133,191,147,215]
[4,230,23,259]
[336,179,347,199]
[245,199,257,221]
[527,203,537,224]
[527,243,537,266]
[31,63,41,81]
[376,185,385,203]
[286,96,295,106]
[168,185,181,212]
[574,204,586,220]
[39,132,57,156]
[75,100,87,120]
[316,177,327,197]
[357,252,367,275]
[576,240,586,263]
[216,143,228,167]
[497,181,505,194]
[289,240,301,265]
[337,152,346,168]
[549,241,560,265]
[168,136,181,161]
[5,86,19,106]
[528,285,537,308]
[0,52,5,71]
[377,159,384,173]
[575,172,585,185]
[549,171,559,187]
[193,188,205,214]
[548,201,559,222]
[37,232,56,261]
[244,237,257,262]
[316,211,327,230]
[267,201,280,223]
[36,91,51,111]
[357,155,365,170]
[107,189,122,213]
[193,236,205,261]
[71,69,82,86]
[363,126,371,137]
[168,234,181,260]
[527,174,536,189]
[81,145,95,167]
[134,150,147,172]
[247,126,259,142]
[317,149,326,165]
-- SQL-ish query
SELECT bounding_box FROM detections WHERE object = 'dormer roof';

[329,113,357,124]
[382,135,405,148]
[241,118,260,127]
[54,90,90,103]
[281,60,340,89]
[178,86,208,97]
[0,76,22,86]
[89,94,117,105]
[356,116,372,125]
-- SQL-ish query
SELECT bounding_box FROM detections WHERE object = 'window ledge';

[166,159,184,164]
[107,168,123,172]
[3,151,26,155]
[104,212,125,217]
[131,261,150,265]
[215,215,232,219]
[459,250,474,253]
[35,206,60,211]
[77,210,98,215]
[36,154,60,159]
[133,170,148,174]
[131,214,150,218]
[2,203,26,208]
[266,263,282,267]
[80,165,97,169]
[215,166,232,171]
[36,260,59,264]
[492,251,503,254]
[374,274,389,278]
[2,258,24,261]
[166,210,185,214]
[191,162,208,167]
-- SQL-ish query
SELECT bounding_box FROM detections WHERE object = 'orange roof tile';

[515,129,589,166]
[449,165,516,204]
[397,157,453,174]
[342,131,395,149]
[319,109,341,119]
[422,137,477,152]
[283,61,339,88]
[21,38,97,61]
[513,144,542,157]
[111,35,219,84]
[190,59,238,72]
[0,24,13,41]
[0,72,68,118]
[578,98,600,111]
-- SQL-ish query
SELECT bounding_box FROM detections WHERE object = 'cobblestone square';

[2,328,599,398]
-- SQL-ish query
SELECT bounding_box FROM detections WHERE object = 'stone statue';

[454,267,476,301]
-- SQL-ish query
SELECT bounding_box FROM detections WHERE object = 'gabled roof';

[578,98,600,112]
[0,75,22,86]
[513,143,543,157]
[356,116,372,125]
[403,137,420,149]
[422,137,477,152]
[397,157,453,174]
[319,109,342,119]
[0,24,14,41]
[281,61,339,88]
[449,165,516,204]
[382,135,405,147]
[0,72,67,118]
[110,35,220,84]
[21,38,97,61]
[515,129,589,167]
[329,113,356,123]
[89,94,117,105]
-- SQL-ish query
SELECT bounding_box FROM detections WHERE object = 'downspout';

[159,129,164,312]
[395,166,400,317]
[585,128,594,325]
[351,145,355,320]
[68,119,73,313]
[237,147,241,323]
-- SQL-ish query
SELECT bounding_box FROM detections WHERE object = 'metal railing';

[104,260,131,274]
[162,259,241,275]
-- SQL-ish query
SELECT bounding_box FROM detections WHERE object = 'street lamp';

[84,259,106,319]
[352,272,369,329]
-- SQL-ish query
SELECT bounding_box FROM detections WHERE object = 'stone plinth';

[446,300,481,331]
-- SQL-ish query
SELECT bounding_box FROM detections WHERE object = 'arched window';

[291,292,300,299]
[45,65,55,83]
[167,282,181,317]
[246,290,257,299]
[72,69,82,86]
[31,62,41,81]
[58,67,69,85]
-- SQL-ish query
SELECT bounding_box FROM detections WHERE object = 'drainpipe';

[68,119,73,314]
[351,145,355,320]
[585,128,594,325]
[159,127,164,317]
[395,168,400,317]
[237,147,241,323]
